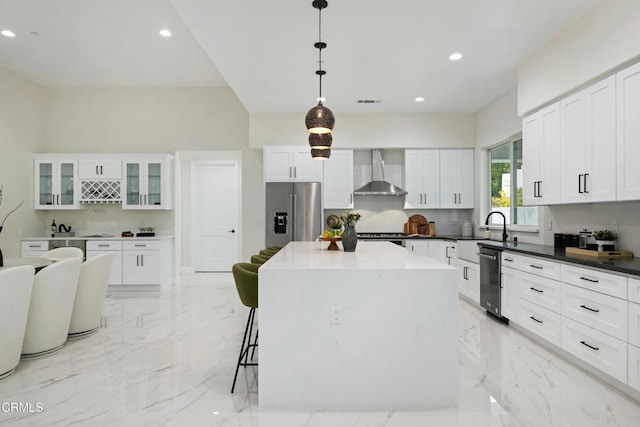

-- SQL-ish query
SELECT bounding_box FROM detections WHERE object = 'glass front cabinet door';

[122,158,172,210]
[34,159,79,210]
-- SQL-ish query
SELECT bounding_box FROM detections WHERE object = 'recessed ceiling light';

[415,97,425,102]
[159,29,172,37]
[1,30,16,38]
[449,52,463,61]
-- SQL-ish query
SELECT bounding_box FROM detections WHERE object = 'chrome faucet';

[485,211,508,242]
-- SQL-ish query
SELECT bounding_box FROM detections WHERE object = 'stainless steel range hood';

[353,149,407,196]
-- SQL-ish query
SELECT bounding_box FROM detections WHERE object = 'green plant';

[592,229,617,241]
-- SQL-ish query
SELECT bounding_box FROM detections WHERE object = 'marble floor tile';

[0,272,639,426]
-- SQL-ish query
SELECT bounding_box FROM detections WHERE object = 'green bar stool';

[231,263,259,393]
[266,246,282,252]
[250,254,270,265]
[259,249,278,257]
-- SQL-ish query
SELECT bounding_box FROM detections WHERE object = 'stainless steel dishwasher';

[479,246,502,318]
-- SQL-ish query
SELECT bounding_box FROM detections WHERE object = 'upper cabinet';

[78,159,122,180]
[122,156,173,210]
[440,149,474,209]
[522,102,561,206]
[264,146,323,182]
[323,150,354,209]
[78,158,123,204]
[617,62,640,201]
[34,158,79,210]
[404,150,440,209]
[560,76,616,204]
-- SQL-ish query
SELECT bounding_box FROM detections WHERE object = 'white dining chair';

[0,265,35,380]
[41,247,83,261]
[21,258,82,358]
[68,253,114,338]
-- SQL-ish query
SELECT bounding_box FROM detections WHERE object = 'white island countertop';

[258,241,459,410]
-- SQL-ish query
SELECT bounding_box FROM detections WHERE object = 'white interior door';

[192,161,239,272]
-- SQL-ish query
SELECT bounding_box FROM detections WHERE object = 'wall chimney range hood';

[353,149,407,196]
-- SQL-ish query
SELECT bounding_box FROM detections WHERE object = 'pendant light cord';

[318,5,323,101]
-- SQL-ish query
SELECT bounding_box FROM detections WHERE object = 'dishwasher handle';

[478,253,497,261]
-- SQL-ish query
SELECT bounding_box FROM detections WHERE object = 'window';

[488,138,537,226]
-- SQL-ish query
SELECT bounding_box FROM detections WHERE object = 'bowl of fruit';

[319,228,342,250]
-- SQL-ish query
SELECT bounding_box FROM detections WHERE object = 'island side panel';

[258,266,458,410]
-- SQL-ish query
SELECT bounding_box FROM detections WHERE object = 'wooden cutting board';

[565,247,633,258]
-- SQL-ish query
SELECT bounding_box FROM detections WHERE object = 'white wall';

[39,87,255,267]
[0,66,46,257]
[518,0,640,115]
[250,113,475,148]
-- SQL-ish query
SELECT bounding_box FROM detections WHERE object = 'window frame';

[486,135,539,231]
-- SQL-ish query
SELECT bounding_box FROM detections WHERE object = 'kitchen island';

[258,241,458,410]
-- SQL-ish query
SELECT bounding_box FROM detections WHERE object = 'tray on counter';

[565,247,633,258]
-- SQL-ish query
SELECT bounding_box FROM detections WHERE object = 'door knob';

[228,229,236,233]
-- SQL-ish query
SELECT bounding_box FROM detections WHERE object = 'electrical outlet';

[330,306,342,325]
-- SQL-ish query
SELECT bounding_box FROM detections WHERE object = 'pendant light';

[306,0,335,159]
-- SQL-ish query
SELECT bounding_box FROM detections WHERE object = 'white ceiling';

[0,0,601,114]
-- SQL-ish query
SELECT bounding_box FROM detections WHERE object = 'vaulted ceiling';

[0,0,602,114]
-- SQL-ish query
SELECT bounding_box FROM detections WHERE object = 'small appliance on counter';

[136,227,155,237]
[461,221,473,237]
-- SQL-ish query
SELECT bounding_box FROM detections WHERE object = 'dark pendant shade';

[308,132,332,149]
[311,148,331,160]
[305,102,335,135]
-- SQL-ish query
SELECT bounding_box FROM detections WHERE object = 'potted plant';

[592,229,618,251]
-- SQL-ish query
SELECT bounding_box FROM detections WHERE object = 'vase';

[342,224,358,252]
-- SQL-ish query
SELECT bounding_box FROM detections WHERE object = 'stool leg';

[231,307,254,393]
[244,308,256,366]
[250,329,258,361]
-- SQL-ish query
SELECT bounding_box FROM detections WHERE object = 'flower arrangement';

[340,211,361,227]
[0,184,24,232]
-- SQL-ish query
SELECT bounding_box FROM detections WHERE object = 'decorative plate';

[326,214,341,229]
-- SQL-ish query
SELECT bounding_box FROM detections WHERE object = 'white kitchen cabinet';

[457,258,480,304]
[34,158,79,210]
[78,159,122,180]
[444,241,457,265]
[561,76,616,203]
[522,102,561,205]
[406,240,429,256]
[439,149,474,208]
[264,146,323,182]
[122,241,160,285]
[122,156,173,210]
[20,241,48,258]
[86,240,123,285]
[519,271,562,314]
[628,344,640,392]
[518,298,562,346]
[628,302,640,348]
[323,150,354,209]
[404,150,440,208]
[629,278,640,304]
[617,61,640,200]
[561,316,627,383]
[501,265,519,322]
[560,264,627,300]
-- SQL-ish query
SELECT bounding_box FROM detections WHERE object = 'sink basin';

[52,232,75,237]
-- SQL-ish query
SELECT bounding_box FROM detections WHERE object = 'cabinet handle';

[419,193,422,204]
[134,244,147,247]
[578,174,583,194]
[289,166,292,178]
[136,255,140,266]
[141,254,144,266]
[530,287,543,293]
[538,181,542,198]
[464,266,468,280]
[139,194,142,205]
[580,304,600,313]
[98,244,109,248]
[580,340,599,351]
[504,258,514,262]
[96,165,99,175]
[144,194,147,205]
[445,247,449,258]
[350,193,353,204]
[29,245,40,248]
[584,174,589,193]
[529,316,543,324]
[100,165,103,175]
[458,193,462,204]
[579,276,599,283]
[454,193,457,204]
[57,194,60,205]
[529,264,543,269]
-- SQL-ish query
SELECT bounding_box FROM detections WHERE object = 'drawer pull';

[529,316,543,324]
[504,258,514,262]
[580,340,599,351]
[134,244,147,247]
[530,287,543,293]
[28,245,41,248]
[580,304,600,313]
[529,264,543,269]
[579,276,599,283]
[98,244,110,248]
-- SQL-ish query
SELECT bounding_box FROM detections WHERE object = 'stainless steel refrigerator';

[265,182,322,247]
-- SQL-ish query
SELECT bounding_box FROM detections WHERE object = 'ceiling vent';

[357,99,381,104]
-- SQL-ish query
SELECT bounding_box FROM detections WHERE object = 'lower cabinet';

[406,239,448,264]
[456,258,479,304]
[21,241,48,258]
[122,241,160,285]
[517,298,562,346]
[86,240,123,285]
[561,317,627,383]
[629,344,640,392]
[500,265,519,321]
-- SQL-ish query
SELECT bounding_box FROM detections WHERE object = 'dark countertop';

[358,234,486,241]
[478,240,640,277]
